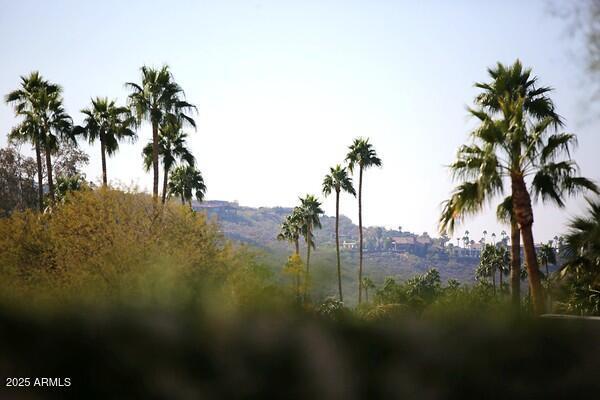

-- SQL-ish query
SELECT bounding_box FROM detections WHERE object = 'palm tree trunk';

[305,226,311,303]
[499,266,503,292]
[162,165,169,204]
[335,190,343,302]
[512,173,544,314]
[181,193,185,205]
[492,266,496,294]
[358,167,364,304]
[44,144,54,203]
[294,238,299,256]
[34,140,44,211]
[510,220,521,307]
[152,121,159,199]
[100,136,108,186]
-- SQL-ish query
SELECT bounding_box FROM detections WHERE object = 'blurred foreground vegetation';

[0,189,599,398]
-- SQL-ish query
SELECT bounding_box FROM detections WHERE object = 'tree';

[73,97,136,186]
[167,165,206,207]
[143,115,195,203]
[277,211,303,256]
[126,65,197,199]
[477,244,510,294]
[0,144,38,215]
[346,138,382,304]
[557,198,600,314]
[283,253,304,302]
[439,60,598,314]
[322,164,356,302]
[538,242,557,278]
[361,277,375,303]
[5,72,72,208]
[297,194,323,297]
[55,174,88,203]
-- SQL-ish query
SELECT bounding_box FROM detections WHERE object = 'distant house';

[342,240,358,250]
[392,236,415,252]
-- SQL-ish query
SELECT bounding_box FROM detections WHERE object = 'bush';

[0,188,277,309]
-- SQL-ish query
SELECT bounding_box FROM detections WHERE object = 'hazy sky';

[1,0,598,243]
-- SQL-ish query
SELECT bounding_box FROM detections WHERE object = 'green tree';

[297,195,323,295]
[168,165,206,207]
[143,115,195,203]
[55,174,88,203]
[556,198,600,314]
[346,138,382,304]
[322,165,356,302]
[361,276,375,303]
[73,97,136,186]
[126,66,196,199]
[439,60,598,314]
[476,244,510,294]
[538,242,557,278]
[5,72,73,207]
[277,211,303,255]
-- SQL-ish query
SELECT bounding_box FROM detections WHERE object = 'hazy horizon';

[1,0,598,243]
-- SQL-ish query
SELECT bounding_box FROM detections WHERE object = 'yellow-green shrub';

[0,188,269,308]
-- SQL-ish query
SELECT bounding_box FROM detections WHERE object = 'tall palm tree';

[297,195,324,293]
[5,72,72,206]
[143,115,195,203]
[73,97,136,186]
[167,165,206,207]
[439,60,598,314]
[126,65,197,199]
[322,165,356,302]
[346,138,382,304]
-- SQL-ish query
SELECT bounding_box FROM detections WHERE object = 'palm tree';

[346,138,382,304]
[277,211,303,256]
[322,165,356,302]
[361,277,375,303]
[5,72,72,206]
[143,115,195,203]
[439,60,598,314]
[126,66,197,199]
[497,196,523,306]
[73,97,136,186]
[167,165,206,207]
[297,195,324,294]
[539,242,557,278]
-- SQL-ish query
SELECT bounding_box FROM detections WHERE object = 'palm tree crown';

[322,165,356,197]
[73,97,136,186]
[345,138,382,173]
[168,165,206,207]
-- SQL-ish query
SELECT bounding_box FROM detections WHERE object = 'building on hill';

[392,236,415,252]
[342,240,358,250]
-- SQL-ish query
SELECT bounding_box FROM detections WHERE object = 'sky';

[1,0,598,243]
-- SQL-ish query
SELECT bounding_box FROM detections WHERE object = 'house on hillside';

[392,236,415,252]
[342,240,358,250]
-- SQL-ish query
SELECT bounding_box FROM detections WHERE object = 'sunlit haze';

[1,0,598,243]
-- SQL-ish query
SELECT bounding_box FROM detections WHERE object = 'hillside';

[194,200,479,302]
